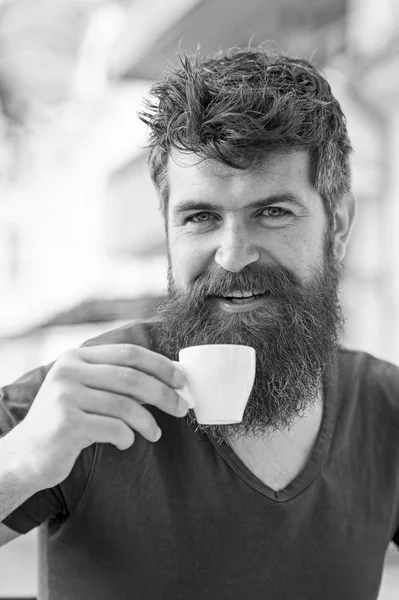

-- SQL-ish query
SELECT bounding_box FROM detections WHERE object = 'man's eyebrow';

[172,193,304,215]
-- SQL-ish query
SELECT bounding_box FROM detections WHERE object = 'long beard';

[150,234,344,445]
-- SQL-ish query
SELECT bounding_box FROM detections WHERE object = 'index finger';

[77,344,185,389]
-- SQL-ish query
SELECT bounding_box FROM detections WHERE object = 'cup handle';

[172,361,196,409]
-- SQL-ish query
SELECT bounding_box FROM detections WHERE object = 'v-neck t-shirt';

[1,320,399,600]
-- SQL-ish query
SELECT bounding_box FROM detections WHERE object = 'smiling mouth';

[212,291,270,305]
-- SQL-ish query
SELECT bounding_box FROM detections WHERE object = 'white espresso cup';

[172,344,256,424]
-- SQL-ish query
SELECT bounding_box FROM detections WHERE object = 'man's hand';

[16,344,187,489]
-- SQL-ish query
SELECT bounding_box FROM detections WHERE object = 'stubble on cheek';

[166,243,206,296]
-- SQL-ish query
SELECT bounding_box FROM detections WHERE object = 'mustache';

[172,262,306,305]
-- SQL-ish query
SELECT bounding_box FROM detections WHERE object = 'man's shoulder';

[81,318,158,350]
[338,346,399,407]
[338,346,399,379]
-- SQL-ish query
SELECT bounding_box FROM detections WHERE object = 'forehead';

[167,150,318,207]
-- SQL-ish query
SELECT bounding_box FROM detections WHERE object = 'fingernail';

[173,366,185,388]
[154,428,162,442]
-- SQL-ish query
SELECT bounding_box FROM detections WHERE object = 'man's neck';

[226,393,324,491]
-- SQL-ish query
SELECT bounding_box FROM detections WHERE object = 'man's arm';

[0,424,43,546]
[0,320,185,546]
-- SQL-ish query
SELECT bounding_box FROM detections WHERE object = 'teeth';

[213,291,267,299]
[231,294,252,299]
[229,291,264,298]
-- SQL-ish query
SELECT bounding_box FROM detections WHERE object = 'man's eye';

[262,207,289,218]
[185,212,216,224]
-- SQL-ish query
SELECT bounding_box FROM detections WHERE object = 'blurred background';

[0,0,399,597]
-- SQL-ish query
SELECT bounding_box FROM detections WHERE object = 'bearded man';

[0,48,398,600]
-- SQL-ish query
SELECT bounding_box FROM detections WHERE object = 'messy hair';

[139,46,352,224]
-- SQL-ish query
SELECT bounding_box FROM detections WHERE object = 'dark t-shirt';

[1,320,399,600]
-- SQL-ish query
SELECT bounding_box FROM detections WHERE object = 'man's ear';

[332,192,357,262]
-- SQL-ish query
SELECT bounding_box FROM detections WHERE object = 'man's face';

[152,149,345,443]
[167,149,326,296]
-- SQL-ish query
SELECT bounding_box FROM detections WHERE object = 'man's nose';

[214,225,260,272]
